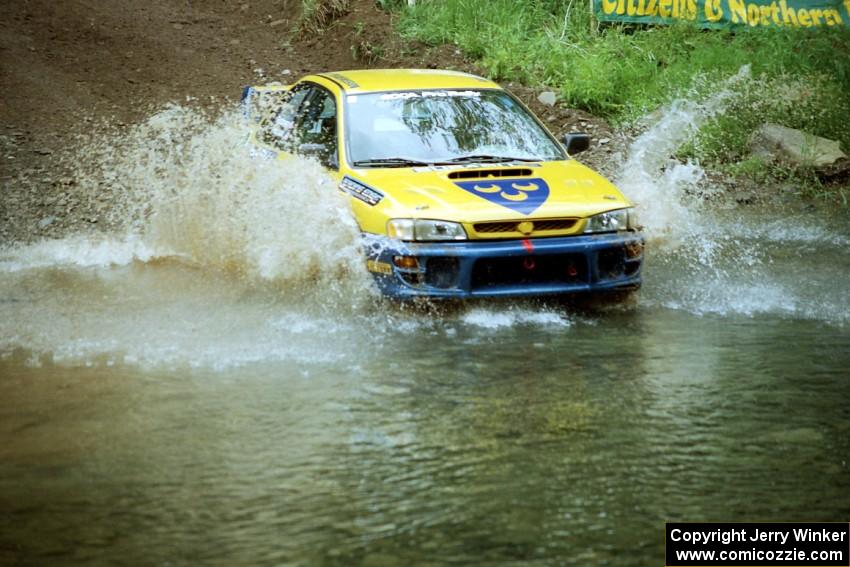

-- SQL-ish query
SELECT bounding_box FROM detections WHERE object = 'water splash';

[0,235,165,272]
[616,65,751,240]
[460,307,571,330]
[3,104,382,306]
[614,66,849,324]
[0,104,388,368]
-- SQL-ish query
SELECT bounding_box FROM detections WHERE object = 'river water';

[1,89,849,565]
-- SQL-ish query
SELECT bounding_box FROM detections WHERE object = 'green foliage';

[396,0,850,201]
[680,72,850,202]
[688,73,850,165]
[725,156,774,183]
[721,156,843,203]
[399,1,849,121]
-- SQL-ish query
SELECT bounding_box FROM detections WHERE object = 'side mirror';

[562,132,590,155]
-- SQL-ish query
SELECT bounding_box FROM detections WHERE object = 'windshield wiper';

[353,155,543,168]
[352,157,435,168]
[443,154,542,164]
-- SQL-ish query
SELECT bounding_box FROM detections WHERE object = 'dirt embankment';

[0,0,618,243]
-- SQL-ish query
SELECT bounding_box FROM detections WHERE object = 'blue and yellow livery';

[243,69,644,299]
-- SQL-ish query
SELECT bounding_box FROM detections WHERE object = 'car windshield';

[345,89,565,166]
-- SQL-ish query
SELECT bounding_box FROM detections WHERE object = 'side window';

[293,88,339,169]
[257,84,313,152]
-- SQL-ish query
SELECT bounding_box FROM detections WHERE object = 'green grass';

[299,0,350,34]
[396,0,850,201]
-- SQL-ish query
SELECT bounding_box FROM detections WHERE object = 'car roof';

[306,69,501,93]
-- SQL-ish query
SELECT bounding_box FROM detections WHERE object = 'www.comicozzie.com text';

[670,526,848,546]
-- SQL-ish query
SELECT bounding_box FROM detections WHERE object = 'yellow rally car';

[242,69,644,299]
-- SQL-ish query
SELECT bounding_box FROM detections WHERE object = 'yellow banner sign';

[594,0,849,27]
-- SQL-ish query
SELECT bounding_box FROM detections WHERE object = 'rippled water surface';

[2,302,849,565]
[2,89,849,565]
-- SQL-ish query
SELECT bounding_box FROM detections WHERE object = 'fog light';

[393,255,419,270]
[625,241,644,259]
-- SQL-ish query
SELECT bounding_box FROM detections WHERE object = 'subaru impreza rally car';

[242,69,643,299]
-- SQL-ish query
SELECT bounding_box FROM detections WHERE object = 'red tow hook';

[521,239,536,270]
[567,264,578,277]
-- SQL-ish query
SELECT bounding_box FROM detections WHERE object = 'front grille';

[471,254,587,289]
[527,219,578,232]
[473,221,518,234]
[472,218,578,237]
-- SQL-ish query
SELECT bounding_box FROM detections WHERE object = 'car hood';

[350,160,631,223]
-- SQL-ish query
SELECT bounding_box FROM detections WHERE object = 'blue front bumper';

[363,232,644,299]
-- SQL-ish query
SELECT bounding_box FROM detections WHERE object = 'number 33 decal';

[472,181,540,202]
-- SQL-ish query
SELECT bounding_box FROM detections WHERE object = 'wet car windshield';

[345,89,565,166]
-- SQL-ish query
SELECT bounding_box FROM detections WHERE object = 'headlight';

[583,207,638,233]
[387,219,467,241]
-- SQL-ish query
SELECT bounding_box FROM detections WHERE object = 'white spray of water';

[0,105,389,368]
[0,234,164,272]
[616,66,751,244]
[461,308,571,330]
[614,66,849,323]
[1,105,375,303]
